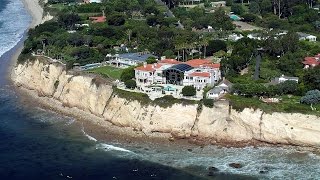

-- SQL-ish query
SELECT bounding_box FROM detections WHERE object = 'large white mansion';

[134,59,221,91]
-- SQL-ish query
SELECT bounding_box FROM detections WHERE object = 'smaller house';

[89,16,106,23]
[207,79,233,99]
[83,0,102,3]
[272,75,299,84]
[210,1,226,8]
[228,33,243,41]
[207,86,224,99]
[75,24,89,28]
[108,52,158,68]
[247,33,264,40]
[297,32,317,42]
[303,54,320,69]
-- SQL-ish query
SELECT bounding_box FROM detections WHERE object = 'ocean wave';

[0,0,31,58]
[95,143,133,153]
[81,125,98,142]
[133,145,320,179]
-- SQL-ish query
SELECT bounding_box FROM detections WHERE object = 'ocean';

[0,0,319,179]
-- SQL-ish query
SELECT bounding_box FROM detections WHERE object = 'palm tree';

[126,29,132,43]
[181,43,187,61]
[175,44,182,61]
[201,39,209,59]
[190,43,197,59]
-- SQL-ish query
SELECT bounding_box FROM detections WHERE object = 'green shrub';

[242,13,257,22]
[203,98,214,108]
[182,86,196,97]
[125,79,136,89]
[120,66,135,82]
[300,90,320,105]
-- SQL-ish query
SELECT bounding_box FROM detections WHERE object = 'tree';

[281,32,299,53]
[260,0,272,14]
[226,0,233,6]
[57,13,81,29]
[182,86,196,96]
[303,67,320,91]
[163,50,175,58]
[107,14,126,26]
[146,15,160,26]
[125,79,137,89]
[143,5,160,15]
[211,8,235,30]
[206,40,227,56]
[242,13,258,22]
[146,57,157,64]
[300,89,320,110]
[249,2,260,14]
[277,80,298,95]
[120,66,135,82]
[231,4,245,15]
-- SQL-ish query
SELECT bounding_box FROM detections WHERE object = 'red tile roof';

[185,59,211,67]
[184,59,220,69]
[205,63,221,68]
[135,64,162,72]
[303,56,320,66]
[159,59,180,64]
[189,72,210,77]
[89,16,106,23]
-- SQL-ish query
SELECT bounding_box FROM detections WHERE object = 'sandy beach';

[22,0,44,28]
[8,0,44,80]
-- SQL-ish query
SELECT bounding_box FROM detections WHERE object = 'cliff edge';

[12,58,320,148]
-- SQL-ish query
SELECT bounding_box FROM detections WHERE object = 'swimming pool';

[230,14,241,21]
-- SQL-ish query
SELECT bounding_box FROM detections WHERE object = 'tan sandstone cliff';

[12,58,320,148]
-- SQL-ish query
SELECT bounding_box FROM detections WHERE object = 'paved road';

[154,0,184,29]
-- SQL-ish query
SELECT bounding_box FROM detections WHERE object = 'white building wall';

[135,70,154,86]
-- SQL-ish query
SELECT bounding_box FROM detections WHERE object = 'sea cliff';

[12,58,320,148]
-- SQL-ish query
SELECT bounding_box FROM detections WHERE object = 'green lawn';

[87,66,123,80]
[228,95,320,116]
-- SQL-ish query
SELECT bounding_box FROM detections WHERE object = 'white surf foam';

[96,143,133,153]
[0,0,31,58]
[81,126,97,142]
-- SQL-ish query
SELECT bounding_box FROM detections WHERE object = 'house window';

[190,77,193,80]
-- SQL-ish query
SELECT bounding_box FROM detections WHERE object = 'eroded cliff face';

[12,59,320,148]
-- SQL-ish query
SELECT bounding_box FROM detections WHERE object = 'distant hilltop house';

[89,16,106,23]
[271,75,299,84]
[178,0,202,5]
[228,33,243,41]
[82,0,102,3]
[210,1,226,8]
[247,33,265,40]
[75,23,89,28]
[135,59,221,91]
[303,54,320,69]
[207,79,233,99]
[107,52,158,68]
[297,32,317,42]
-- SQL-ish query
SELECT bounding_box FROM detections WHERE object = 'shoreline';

[14,82,320,153]
[7,0,320,152]
[7,0,44,80]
